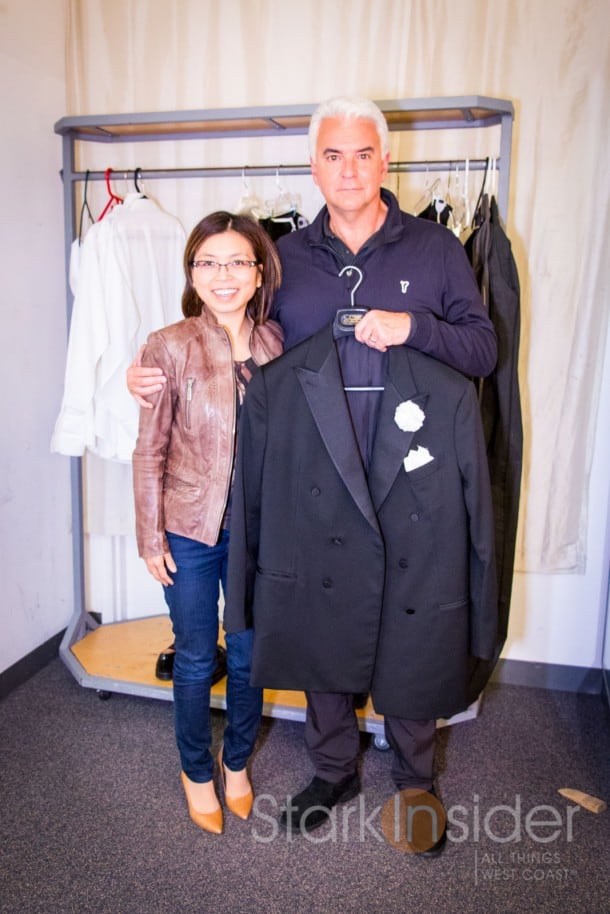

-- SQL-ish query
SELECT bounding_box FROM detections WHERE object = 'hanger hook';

[338,265,363,307]
[134,167,143,193]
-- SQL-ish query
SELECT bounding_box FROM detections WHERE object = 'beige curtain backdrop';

[65,0,610,575]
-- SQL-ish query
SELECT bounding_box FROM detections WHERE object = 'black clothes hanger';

[78,169,95,242]
[134,167,147,197]
[333,265,367,338]
[333,266,385,392]
[471,156,490,229]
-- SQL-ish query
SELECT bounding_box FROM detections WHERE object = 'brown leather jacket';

[132,307,283,557]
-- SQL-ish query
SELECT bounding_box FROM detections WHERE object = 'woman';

[132,212,283,834]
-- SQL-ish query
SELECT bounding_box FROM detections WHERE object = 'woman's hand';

[127,344,167,408]
[144,552,177,586]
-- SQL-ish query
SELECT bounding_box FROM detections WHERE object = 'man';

[128,96,497,848]
[224,270,497,853]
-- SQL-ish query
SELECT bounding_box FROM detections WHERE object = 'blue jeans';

[163,530,262,782]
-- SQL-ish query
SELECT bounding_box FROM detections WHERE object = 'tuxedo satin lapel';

[369,352,428,510]
[295,345,379,533]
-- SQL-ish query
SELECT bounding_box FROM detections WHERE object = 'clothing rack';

[67,158,495,182]
[55,96,514,733]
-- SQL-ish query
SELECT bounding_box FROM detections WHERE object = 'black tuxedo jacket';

[225,323,498,719]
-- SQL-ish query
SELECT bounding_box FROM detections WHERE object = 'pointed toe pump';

[180,771,223,834]
[218,750,254,820]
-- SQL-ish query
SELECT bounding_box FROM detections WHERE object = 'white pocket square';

[403,445,434,472]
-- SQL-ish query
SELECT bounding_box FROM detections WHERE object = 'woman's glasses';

[191,259,259,274]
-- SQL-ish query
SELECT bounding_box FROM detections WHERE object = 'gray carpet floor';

[1,659,609,914]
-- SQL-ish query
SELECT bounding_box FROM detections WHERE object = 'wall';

[1,0,609,688]
[0,0,74,674]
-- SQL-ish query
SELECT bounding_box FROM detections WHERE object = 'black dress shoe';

[420,786,447,856]
[392,787,447,859]
[155,643,227,683]
[155,644,175,680]
[421,824,447,857]
[211,644,227,685]
[279,773,361,834]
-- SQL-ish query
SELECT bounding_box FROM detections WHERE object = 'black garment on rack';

[418,199,453,226]
[465,194,523,697]
[259,211,308,241]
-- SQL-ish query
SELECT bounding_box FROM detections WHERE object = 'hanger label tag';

[333,308,369,335]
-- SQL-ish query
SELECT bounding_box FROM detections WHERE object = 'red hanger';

[97,168,123,220]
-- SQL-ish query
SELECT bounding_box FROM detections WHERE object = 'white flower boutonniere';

[404,445,434,473]
[394,399,425,433]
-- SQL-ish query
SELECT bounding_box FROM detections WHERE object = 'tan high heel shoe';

[217,750,254,820]
[180,771,223,834]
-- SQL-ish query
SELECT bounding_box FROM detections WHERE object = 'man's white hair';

[308,96,390,158]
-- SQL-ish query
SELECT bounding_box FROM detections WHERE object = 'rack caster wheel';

[96,689,111,700]
[373,734,390,751]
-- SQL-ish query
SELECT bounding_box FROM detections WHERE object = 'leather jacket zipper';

[211,328,237,544]
[185,377,194,429]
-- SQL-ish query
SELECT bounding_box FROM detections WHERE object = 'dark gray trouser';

[305,690,435,790]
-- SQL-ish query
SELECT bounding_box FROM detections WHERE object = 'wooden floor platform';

[67,614,387,730]
[66,614,478,733]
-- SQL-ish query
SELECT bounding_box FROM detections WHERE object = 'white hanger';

[236,168,267,218]
[265,167,302,217]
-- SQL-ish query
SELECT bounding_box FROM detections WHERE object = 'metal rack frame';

[56,95,514,726]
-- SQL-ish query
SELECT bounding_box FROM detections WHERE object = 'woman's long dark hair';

[181,211,282,324]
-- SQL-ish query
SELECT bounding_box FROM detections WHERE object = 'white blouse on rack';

[51,192,186,462]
